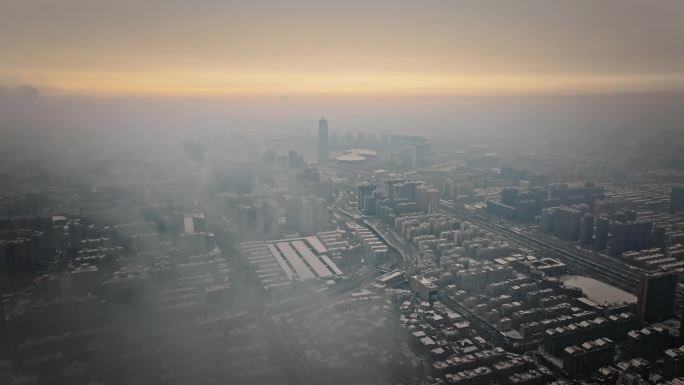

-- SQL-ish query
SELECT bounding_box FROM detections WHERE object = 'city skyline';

[2,2,684,384]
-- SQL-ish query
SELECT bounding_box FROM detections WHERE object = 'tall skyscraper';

[318,116,329,160]
[637,271,678,324]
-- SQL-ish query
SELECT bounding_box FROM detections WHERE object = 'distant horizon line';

[3,72,684,99]
[4,84,684,100]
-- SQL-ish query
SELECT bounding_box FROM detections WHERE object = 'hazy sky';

[2,0,684,96]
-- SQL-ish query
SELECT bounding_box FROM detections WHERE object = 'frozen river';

[560,275,637,305]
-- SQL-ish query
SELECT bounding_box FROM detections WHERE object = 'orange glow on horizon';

[3,1,683,98]
[6,67,684,97]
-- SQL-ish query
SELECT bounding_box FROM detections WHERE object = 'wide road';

[364,218,419,266]
[439,200,641,294]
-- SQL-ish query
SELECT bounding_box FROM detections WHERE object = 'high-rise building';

[400,146,417,169]
[401,181,421,202]
[580,214,594,245]
[288,150,305,168]
[540,208,555,233]
[299,197,314,235]
[562,338,615,377]
[363,190,386,216]
[608,220,654,256]
[551,206,583,241]
[637,271,678,324]
[653,225,666,250]
[595,216,610,250]
[318,117,329,160]
[254,202,265,240]
[247,201,281,240]
[487,200,516,220]
[416,184,440,214]
[0,238,35,278]
[386,179,406,201]
[263,200,281,238]
[501,187,519,207]
[357,183,376,210]
[0,300,6,353]
[237,204,256,240]
[671,186,684,214]
[285,196,328,235]
[414,143,430,167]
[311,196,330,231]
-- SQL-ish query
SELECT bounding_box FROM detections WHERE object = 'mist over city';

[1,1,684,385]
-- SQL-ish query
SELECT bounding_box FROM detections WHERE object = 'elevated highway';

[439,199,640,294]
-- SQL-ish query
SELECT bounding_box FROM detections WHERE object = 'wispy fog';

[2,87,683,167]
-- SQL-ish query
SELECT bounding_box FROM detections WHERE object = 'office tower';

[637,271,678,323]
[595,216,610,250]
[580,214,594,245]
[318,117,329,160]
[671,186,684,214]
